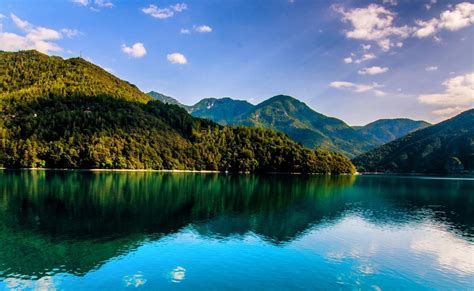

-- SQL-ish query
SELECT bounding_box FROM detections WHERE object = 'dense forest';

[353,109,474,174]
[0,50,355,174]
[166,93,380,157]
[150,92,430,157]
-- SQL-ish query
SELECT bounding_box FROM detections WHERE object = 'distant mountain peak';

[260,95,301,105]
[355,118,431,144]
[189,97,254,125]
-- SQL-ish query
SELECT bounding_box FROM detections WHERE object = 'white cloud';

[61,28,81,38]
[142,5,173,19]
[361,44,371,50]
[71,0,89,6]
[333,4,412,51]
[355,53,376,64]
[11,13,30,29]
[194,25,212,33]
[343,57,353,64]
[121,42,146,58]
[343,53,376,65]
[414,2,474,38]
[383,0,397,6]
[171,3,187,12]
[330,81,386,96]
[95,0,113,8]
[419,73,474,118]
[432,106,471,117]
[425,66,438,71]
[358,66,389,75]
[414,19,439,38]
[425,0,437,10]
[439,2,474,30]
[142,3,187,19]
[71,0,113,9]
[180,28,190,34]
[167,52,187,64]
[0,14,69,53]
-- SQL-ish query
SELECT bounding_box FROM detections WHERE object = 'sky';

[0,0,473,125]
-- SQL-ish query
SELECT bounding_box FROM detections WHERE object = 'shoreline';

[1,168,473,177]
[0,167,356,175]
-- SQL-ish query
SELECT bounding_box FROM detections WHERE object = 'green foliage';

[188,97,254,125]
[0,50,355,174]
[158,93,381,157]
[192,126,355,173]
[0,50,151,103]
[353,109,474,174]
[231,95,378,157]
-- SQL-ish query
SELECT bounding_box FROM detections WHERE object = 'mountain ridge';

[355,118,431,144]
[147,92,431,158]
[353,109,474,174]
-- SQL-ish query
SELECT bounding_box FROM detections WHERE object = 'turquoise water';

[0,171,473,290]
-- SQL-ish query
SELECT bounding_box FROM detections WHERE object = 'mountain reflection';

[0,171,472,278]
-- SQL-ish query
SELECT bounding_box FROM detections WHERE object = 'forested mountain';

[147,91,186,108]
[146,93,433,157]
[232,95,378,157]
[355,119,431,144]
[353,109,474,174]
[0,50,355,174]
[189,97,254,125]
[179,94,378,157]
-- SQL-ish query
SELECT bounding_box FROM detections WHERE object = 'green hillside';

[353,109,474,174]
[355,118,431,144]
[147,91,187,108]
[0,50,355,174]
[232,95,378,157]
[147,94,433,158]
[0,50,150,104]
[189,97,254,125]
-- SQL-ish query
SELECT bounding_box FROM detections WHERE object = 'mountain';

[189,97,254,125]
[178,95,378,157]
[0,50,355,174]
[230,95,378,157]
[353,109,474,174]
[147,91,186,107]
[355,119,431,144]
[1,50,150,104]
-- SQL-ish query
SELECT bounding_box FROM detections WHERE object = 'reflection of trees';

[0,171,471,277]
[0,171,356,240]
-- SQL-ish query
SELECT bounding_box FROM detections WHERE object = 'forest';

[0,50,355,174]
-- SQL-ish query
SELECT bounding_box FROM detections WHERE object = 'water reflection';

[0,171,472,289]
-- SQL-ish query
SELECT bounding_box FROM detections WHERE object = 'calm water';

[0,171,473,290]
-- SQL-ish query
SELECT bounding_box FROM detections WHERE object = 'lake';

[0,171,473,290]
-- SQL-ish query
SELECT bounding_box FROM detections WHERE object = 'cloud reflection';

[410,228,474,274]
[123,272,147,288]
[170,266,186,283]
[4,276,56,290]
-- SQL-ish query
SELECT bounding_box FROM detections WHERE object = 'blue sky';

[0,0,473,125]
